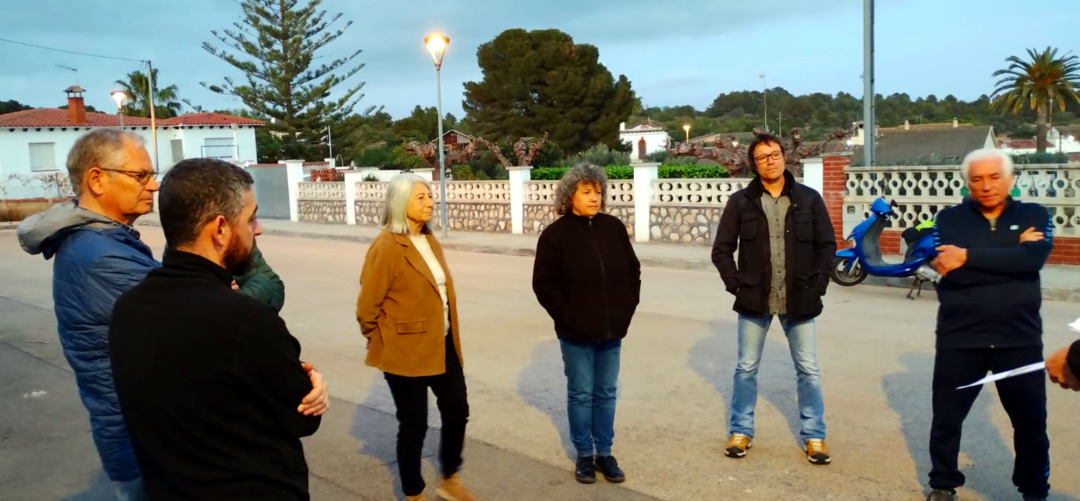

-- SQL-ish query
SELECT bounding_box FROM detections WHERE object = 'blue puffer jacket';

[18,202,160,482]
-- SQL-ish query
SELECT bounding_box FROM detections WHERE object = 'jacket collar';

[746,170,797,199]
[161,248,234,286]
[962,195,1016,217]
[388,231,445,294]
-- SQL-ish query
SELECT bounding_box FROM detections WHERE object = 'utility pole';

[862,0,875,167]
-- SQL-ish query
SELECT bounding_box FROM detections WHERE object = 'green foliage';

[463,28,636,154]
[362,173,379,182]
[450,164,476,180]
[629,84,1080,144]
[658,164,729,178]
[389,145,425,171]
[530,164,726,180]
[991,46,1080,152]
[0,99,33,115]
[391,106,460,142]
[560,144,630,167]
[1012,152,1069,164]
[850,154,963,167]
[254,128,288,163]
[115,69,182,118]
[357,147,392,167]
[202,0,373,152]
[646,150,675,163]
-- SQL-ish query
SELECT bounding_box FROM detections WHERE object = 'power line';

[0,37,146,63]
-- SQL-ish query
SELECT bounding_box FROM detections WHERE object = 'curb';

[135,220,1080,303]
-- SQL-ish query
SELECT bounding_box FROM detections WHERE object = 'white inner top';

[410,235,450,334]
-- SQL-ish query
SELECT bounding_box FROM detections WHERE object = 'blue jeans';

[560,338,622,457]
[114,477,146,501]
[730,314,826,442]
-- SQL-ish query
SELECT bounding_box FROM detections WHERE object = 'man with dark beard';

[109,158,328,500]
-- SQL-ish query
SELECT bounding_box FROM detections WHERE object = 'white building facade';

[0,91,262,200]
[619,122,671,161]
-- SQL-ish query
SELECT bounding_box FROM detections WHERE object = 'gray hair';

[383,173,433,234]
[67,129,145,196]
[960,148,1014,182]
[554,163,607,216]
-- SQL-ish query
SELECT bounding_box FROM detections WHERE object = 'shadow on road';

[879,352,1080,500]
[350,380,439,500]
[517,339,576,462]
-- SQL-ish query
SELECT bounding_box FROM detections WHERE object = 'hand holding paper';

[956,361,1046,389]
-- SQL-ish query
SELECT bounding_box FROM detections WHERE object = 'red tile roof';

[0,109,264,128]
[162,113,264,126]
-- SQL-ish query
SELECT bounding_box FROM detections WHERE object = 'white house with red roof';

[0,86,264,200]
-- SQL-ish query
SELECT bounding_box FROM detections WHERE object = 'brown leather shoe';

[436,473,477,501]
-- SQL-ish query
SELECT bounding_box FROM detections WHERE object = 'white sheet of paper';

[956,361,1046,389]
[1069,317,1080,332]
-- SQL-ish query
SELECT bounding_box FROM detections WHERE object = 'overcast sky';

[1,0,1077,121]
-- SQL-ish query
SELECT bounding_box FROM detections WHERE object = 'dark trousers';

[384,335,470,497]
[929,346,1050,497]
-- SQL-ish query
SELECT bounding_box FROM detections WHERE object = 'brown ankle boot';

[404,495,424,501]
[435,473,477,501]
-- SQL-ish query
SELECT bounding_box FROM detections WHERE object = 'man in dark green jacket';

[233,244,285,312]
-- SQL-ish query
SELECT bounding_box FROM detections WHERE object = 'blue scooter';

[830,197,941,299]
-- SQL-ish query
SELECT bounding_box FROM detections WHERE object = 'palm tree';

[991,47,1080,153]
[115,69,183,119]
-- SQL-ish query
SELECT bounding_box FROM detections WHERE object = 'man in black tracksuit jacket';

[927,150,1053,501]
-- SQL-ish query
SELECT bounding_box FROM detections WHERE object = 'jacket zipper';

[587,219,613,338]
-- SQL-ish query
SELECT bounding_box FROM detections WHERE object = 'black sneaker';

[595,455,625,483]
[574,456,596,484]
[926,489,956,501]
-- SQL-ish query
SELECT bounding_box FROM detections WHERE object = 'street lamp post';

[110,90,127,130]
[759,74,768,132]
[425,33,450,238]
[683,124,690,142]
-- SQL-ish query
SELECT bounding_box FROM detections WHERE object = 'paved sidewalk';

[131,214,1080,303]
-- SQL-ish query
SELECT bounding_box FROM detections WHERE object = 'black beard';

[224,233,254,276]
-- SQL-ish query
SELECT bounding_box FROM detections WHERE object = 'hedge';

[530,164,729,180]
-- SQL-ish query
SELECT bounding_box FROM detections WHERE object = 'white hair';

[960,148,1014,181]
[382,173,432,235]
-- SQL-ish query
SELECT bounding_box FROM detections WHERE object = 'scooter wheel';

[830,256,867,286]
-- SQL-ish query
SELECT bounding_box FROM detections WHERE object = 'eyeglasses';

[101,168,159,184]
[754,152,784,164]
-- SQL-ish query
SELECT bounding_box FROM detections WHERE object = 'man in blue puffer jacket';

[17,129,160,500]
[18,130,298,499]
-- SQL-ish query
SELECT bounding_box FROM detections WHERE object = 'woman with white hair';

[532,163,641,485]
[356,173,475,501]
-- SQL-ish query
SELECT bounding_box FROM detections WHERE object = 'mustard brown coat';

[356,230,463,377]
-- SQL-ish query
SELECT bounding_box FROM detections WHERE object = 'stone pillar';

[821,152,852,247]
[343,171,365,225]
[412,168,434,182]
[800,157,824,195]
[283,159,304,222]
[632,161,659,242]
[508,166,533,235]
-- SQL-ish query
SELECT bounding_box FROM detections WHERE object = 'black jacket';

[532,212,641,342]
[109,249,320,500]
[711,171,837,321]
[934,197,1052,349]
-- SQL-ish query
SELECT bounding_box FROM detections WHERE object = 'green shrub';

[658,164,729,178]
[358,147,392,167]
[560,144,630,167]
[532,164,729,180]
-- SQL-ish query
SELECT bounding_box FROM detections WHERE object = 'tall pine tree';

[463,29,636,155]
[202,0,371,159]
